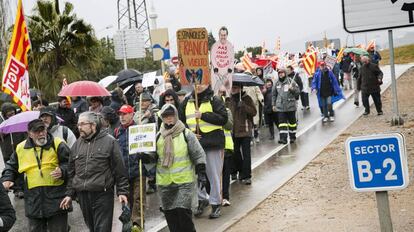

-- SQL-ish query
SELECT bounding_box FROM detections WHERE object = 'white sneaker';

[222,199,231,207]
[322,117,329,123]
[329,116,335,122]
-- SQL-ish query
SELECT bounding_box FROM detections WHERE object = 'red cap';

[118,105,134,114]
[318,61,326,66]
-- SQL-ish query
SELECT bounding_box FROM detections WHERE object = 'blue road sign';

[345,133,409,192]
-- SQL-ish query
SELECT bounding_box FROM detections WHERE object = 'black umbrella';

[112,69,142,85]
[118,75,143,89]
[232,73,264,86]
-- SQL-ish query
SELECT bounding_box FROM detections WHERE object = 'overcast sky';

[8,0,414,54]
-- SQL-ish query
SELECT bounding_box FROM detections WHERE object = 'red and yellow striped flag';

[241,53,254,72]
[336,47,345,62]
[1,0,31,111]
[303,51,317,76]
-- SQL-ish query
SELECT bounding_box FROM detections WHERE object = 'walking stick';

[194,76,200,135]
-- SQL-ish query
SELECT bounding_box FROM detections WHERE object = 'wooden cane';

[137,93,144,229]
[194,77,200,135]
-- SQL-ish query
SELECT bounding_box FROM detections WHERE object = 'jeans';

[320,96,334,118]
[362,91,382,113]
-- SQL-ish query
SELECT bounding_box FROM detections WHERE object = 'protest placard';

[128,123,157,154]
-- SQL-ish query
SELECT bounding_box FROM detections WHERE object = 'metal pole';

[375,191,393,232]
[388,30,403,126]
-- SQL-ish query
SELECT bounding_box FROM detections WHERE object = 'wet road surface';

[1,64,412,232]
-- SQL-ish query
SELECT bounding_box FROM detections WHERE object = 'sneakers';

[194,199,209,217]
[306,106,310,110]
[363,111,370,116]
[377,111,383,115]
[209,204,221,219]
[222,199,231,207]
[241,178,252,185]
[322,117,329,123]
[329,116,335,122]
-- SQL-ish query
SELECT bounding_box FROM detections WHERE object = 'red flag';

[1,0,31,111]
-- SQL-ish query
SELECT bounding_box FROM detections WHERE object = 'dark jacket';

[56,106,77,135]
[66,130,129,198]
[114,122,147,180]
[357,63,383,94]
[272,77,300,112]
[0,184,15,231]
[179,87,228,150]
[1,134,71,219]
[0,132,26,163]
[227,92,257,138]
[340,55,353,73]
[288,72,303,92]
[263,85,274,114]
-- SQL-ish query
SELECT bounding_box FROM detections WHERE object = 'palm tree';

[28,0,100,100]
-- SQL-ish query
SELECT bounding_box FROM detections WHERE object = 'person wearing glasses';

[1,119,71,232]
[60,111,129,232]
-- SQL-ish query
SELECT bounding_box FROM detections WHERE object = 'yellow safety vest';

[16,138,64,190]
[156,130,194,186]
[185,101,222,133]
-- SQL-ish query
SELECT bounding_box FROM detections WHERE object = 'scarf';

[159,120,186,168]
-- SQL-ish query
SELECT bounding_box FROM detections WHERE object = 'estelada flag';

[303,51,317,76]
[1,0,31,111]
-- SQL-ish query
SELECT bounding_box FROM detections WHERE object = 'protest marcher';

[60,111,129,232]
[368,46,382,65]
[158,89,180,129]
[357,55,384,116]
[218,87,234,206]
[297,62,310,110]
[114,105,149,231]
[110,87,127,112]
[351,55,362,107]
[312,62,344,123]
[0,183,16,231]
[339,52,353,90]
[39,106,77,148]
[227,84,256,184]
[55,97,77,136]
[0,103,26,199]
[179,84,228,219]
[244,86,263,144]
[155,104,207,232]
[87,97,104,113]
[70,96,88,119]
[99,106,120,136]
[262,78,278,140]
[131,82,144,109]
[272,68,300,144]
[2,119,71,232]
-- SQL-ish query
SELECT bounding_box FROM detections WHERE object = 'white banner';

[128,123,157,154]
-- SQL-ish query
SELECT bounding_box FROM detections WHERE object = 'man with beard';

[1,119,71,231]
[60,111,129,232]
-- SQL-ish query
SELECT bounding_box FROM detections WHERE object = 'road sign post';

[345,133,408,232]
[342,0,413,126]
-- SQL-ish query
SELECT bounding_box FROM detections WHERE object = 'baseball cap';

[118,105,134,114]
[28,119,46,132]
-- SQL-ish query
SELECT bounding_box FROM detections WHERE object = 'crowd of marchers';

[0,45,385,232]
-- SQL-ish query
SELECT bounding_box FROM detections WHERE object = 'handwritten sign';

[211,40,234,95]
[177,28,210,86]
[128,123,156,154]
[324,55,337,70]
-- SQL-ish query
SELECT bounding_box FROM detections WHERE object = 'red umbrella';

[58,80,111,97]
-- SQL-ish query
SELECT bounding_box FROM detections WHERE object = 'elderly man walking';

[357,55,384,116]
[60,111,129,232]
[2,119,71,232]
